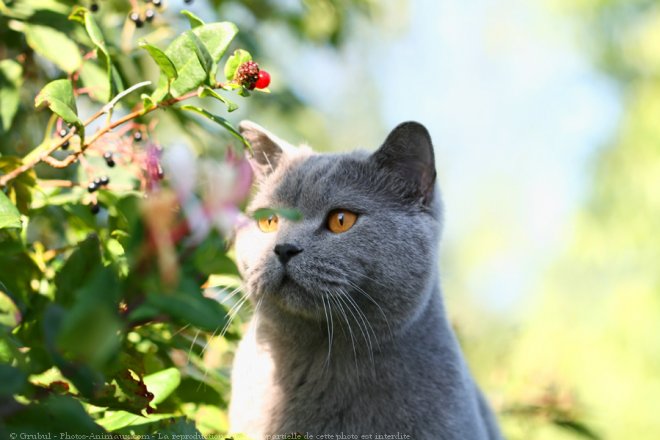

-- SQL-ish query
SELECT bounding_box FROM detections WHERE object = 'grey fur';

[230,121,502,440]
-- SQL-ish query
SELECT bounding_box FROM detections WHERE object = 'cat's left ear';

[372,121,436,205]
[239,120,296,177]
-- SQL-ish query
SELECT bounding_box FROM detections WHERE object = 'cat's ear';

[372,121,436,205]
[239,120,295,176]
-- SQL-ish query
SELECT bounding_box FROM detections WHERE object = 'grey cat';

[229,121,502,440]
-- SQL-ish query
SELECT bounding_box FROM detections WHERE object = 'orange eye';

[327,210,358,234]
[257,214,279,233]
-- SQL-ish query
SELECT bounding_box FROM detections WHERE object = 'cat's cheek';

[235,226,276,275]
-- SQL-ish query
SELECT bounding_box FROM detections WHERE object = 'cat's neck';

[252,280,452,366]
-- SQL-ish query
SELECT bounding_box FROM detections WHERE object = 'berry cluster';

[235,61,271,90]
[129,0,163,28]
[88,175,110,193]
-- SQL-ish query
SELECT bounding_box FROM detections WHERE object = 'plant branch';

[0,85,214,187]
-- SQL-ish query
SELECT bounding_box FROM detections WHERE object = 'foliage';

[0,0,276,436]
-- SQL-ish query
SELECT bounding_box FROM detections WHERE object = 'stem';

[0,86,208,187]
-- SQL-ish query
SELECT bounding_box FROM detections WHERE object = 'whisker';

[336,289,375,371]
[328,291,358,371]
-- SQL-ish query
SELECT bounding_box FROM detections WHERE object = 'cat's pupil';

[338,213,344,225]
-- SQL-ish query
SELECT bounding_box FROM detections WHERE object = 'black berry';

[99,175,110,186]
[235,61,260,90]
[90,3,99,12]
[145,9,155,22]
[103,152,116,168]
[184,0,194,4]
[152,0,162,7]
[88,182,98,193]
[59,128,68,137]
[129,12,143,28]
[61,140,70,150]
[133,131,143,142]
[90,203,100,215]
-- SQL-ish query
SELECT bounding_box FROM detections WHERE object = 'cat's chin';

[259,274,323,320]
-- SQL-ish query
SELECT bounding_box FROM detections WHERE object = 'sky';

[264,0,622,314]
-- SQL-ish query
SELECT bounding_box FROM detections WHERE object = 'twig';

[0,83,215,187]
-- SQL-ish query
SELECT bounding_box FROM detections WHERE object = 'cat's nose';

[274,243,303,265]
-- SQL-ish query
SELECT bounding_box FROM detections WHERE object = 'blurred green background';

[3,0,658,438]
[226,0,659,438]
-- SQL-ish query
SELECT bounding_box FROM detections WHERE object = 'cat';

[229,120,502,440]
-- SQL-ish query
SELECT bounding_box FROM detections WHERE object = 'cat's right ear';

[239,120,294,177]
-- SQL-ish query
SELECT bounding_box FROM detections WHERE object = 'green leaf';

[146,290,227,332]
[24,24,82,73]
[34,79,82,133]
[54,234,102,306]
[253,207,303,221]
[554,419,601,440]
[144,368,181,405]
[79,60,110,102]
[187,31,215,85]
[5,395,105,434]
[57,268,123,368]
[154,22,238,100]
[0,191,21,229]
[199,86,238,112]
[0,364,27,397]
[180,105,249,149]
[181,9,205,28]
[151,418,202,436]
[0,284,21,329]
[0,59,23,132]
[70,6,119,98]
[224,48,252,81]
[140,42,178,84]
[96,410,173,432]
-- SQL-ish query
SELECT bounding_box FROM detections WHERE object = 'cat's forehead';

[249,151,381,214]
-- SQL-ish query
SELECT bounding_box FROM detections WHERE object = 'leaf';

[554,419,602,440]
[79,60,110,102]
[140,42,178,84]
[153,22,238,100]
[143,368,181,405]
[70,6,120,98]
[181,9,205,28]
[224,48,252,81]
[5,395,105,434]
[96,410,173,432]
[0,191,21,229]
[34,79,82,132]
[24,24,82,73]
[0,284,22,329]
[0,59,23,132]
[146,290,227,332]
[253,207,303,221]
[180,105,249,149]
[0,364,27,397]
[54,234,102,306]
[187,31,215,85]
[199,86,238,112]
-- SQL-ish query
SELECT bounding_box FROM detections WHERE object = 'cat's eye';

[257,214,279,233]
[327,210,358,234]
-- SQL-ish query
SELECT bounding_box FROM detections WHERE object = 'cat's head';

[234,121,442,333]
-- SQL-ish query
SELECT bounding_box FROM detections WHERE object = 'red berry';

[255,70,271,89]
